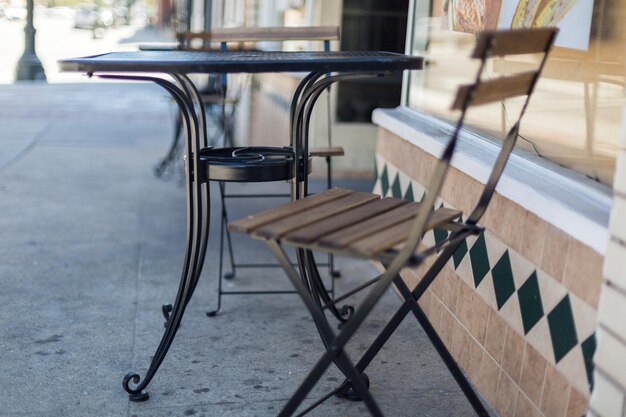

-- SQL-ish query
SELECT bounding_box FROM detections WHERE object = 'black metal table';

[58,50,423,411]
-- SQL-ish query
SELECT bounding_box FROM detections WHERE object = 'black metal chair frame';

[230,28,559,416]
[201,33,344,318]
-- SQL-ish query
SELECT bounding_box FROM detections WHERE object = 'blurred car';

[5,4,27,20]
[73,4,114,29]
[0,4,6,18]
[73,4,98,28]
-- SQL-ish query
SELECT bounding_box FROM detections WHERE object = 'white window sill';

[372,106,612,254]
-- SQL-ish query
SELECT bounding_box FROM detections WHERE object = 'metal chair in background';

[228,28,558,416]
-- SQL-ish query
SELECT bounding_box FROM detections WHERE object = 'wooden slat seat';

[228,188,462,259]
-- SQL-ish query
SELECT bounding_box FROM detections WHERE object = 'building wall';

[589,109,626,417]
[374,127,603,417]
[246,73,377,178]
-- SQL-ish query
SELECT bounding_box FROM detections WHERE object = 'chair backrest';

[176,26,340,51]
[390,28,558,272]
[178,26,341,150]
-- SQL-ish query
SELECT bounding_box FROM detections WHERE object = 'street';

[0,9,167,84]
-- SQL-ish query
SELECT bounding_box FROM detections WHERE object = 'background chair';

[157,26,347,320]
[228,28,559,416]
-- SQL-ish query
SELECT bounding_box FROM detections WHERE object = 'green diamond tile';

[469,233,490,287]
[491,250,516,310]
[403,183,414,202]
[547,295,578,363]
[517,271,544,334]
[453,239,468,270]
[380,165,389,197]
[434,228,449,249]
[581,334,596,390]
[372,158,378,187]
[391,174,402,199]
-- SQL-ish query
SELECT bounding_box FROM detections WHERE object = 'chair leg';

[338,238,490,416]
[207,186,227,317]
[219,182,237,279]
[268,240,396,417]
[392,277,490,417]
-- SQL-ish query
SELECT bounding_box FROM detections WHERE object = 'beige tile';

[563,239,604,309]
[442,266,461,315]
[451,319,465,363]
[496,369,520,417]
[440,305,457,348]
[417,149,437,187]
[520,211,547,267]
[411,179,426,202]
[430,264,447,301]
[448,168,482,215]
[536,269,568,314]
[478,350,502,407]
[452,321,483,382]
[541,224,570,283]
[484,230,510,267]
[500,294,525,335]
[418,288,434,322]
[485,310,508,364]
[400,267,420,294]
[440,167,459,209]
[476,271,498,310]
[498,199,526,253]
[556,347,590,398]
[569,293,597,347]
[566,388,589,417]
[520,344,548,407]
[455,248,476,287]
[541,365,570,417]
[457,281,490,346]
[480,193,501,236]
[515,392,543,417]
[429,294,445,335]
[509,248,537,289]
[525,317,555,365]
[502,328,525,383]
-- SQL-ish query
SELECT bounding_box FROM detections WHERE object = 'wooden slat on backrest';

[472,28,557,59]
[178,26,340,44]
[451,71,536,110]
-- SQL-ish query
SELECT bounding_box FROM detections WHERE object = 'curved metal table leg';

[99,74,206,401]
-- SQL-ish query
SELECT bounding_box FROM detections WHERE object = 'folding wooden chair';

[228,28,558,416]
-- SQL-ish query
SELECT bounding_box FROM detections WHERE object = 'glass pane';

[408,0,626,186]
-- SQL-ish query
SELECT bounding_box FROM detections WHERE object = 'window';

[337,0,409,122]
[407,0,626,185]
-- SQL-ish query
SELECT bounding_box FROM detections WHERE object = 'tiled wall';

[589,117,626,417]
[374,128,605,417]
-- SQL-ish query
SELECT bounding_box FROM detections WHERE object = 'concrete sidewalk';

[0,83,485,417]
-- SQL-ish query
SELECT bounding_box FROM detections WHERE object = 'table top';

[58,50,423,74]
